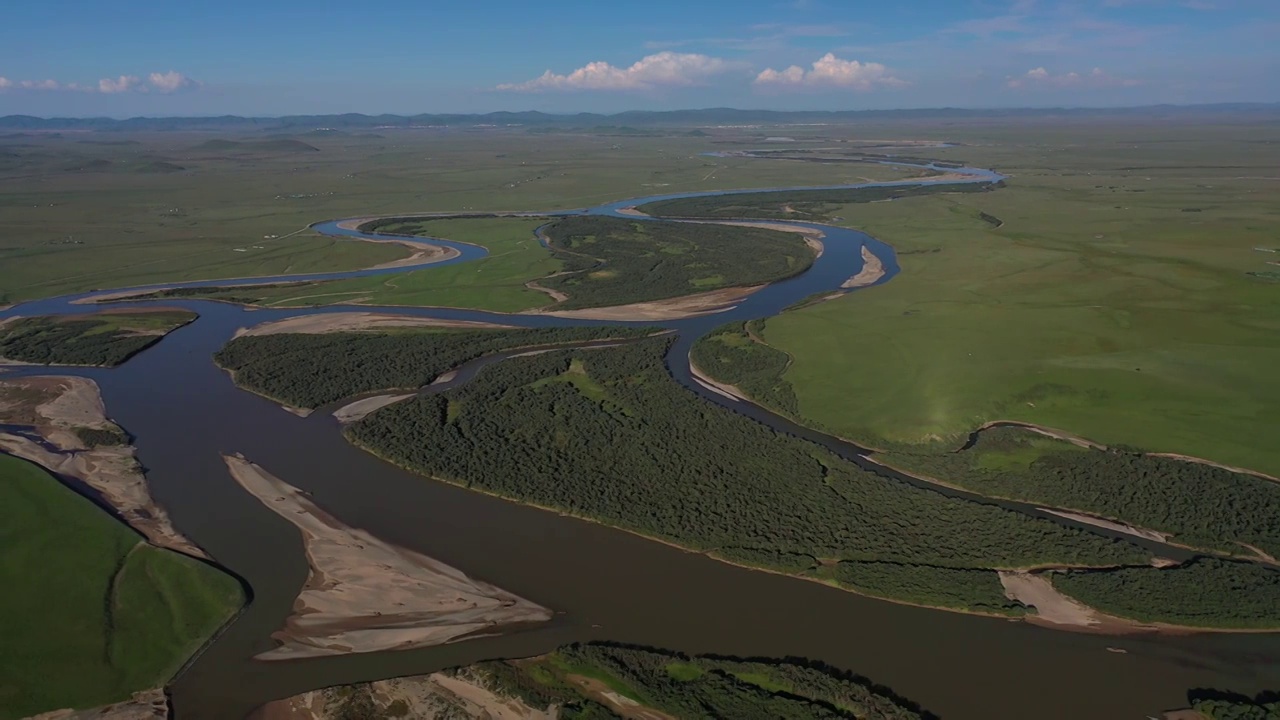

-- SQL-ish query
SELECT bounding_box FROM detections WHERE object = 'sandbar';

[257,671,553,720]
[999,571,1145,632]
[332,393,416,423]
[223,454,551,659]
[526,285,762,321]
[841,246,886,289]
[236,312,514,337]
[0,376,207,559]
[30,688,168,720]
[1039,508,1171,544]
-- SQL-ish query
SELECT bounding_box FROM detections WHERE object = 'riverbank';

[223,454,551,660]
[235,312,514,337]
[0,375,207,558]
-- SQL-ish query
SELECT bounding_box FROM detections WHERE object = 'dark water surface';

[3,168,1277,719]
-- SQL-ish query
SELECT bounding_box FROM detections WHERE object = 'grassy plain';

[731,123,1280,476]
[0,130,916,305]
[0,454,243,719]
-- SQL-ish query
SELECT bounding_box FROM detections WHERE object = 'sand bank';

[256,671,553,720]
[223,454,550,659]
[688,359,751,404]
[29,688,168,720]
[0,376,207,559]
[527,285,762,321]
[365,239,460,270]
[236,312,513,337]
[999,571,1144,632]
[332,393,416,424]
[617,206,647,217]
[842,246,886,289]
[1040,508,1172,544]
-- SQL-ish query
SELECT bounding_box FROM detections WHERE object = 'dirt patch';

[256,671,553,720]
[223,454,551,659]
[528,285,763,321]
[524,279,569,303]
[0,376,207,559]
[235,312,514,337]
[566,676,676,720]
[842,246,886,289]
[30,688,168,720]
[332,393,416,424]
[999,571,1146,632]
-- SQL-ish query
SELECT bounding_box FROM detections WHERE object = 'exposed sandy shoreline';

[223,454,550,659]
[30,688,169,720]
[998,571,1141,631]
[688,358,751,404]
[1040,508,1171,544]
[841,246,886,289]
[526,284,762,321]
[236,312,514,337]
[257,670,553,720]
[0,376,207,559]
[365,240,460,270]
[332,393,416,423]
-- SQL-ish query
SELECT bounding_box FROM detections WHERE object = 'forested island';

[265,642,928,719]
[213,327,1280,628]
[0,309,195,366]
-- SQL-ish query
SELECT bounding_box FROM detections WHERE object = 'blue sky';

[1,0,1276,117]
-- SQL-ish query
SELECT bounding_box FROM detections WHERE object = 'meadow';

[694,122,1280,477]
[0,454,243,719]
[0,128,916,305]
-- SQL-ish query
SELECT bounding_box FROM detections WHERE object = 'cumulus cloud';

[0,71,198,94]
[1006,66,1139,88]
[497,52,734,91]
[98,75,142,93]
[754,53,905,90]
[148,70,197,93]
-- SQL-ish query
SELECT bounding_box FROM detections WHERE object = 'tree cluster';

[888,426,1280,557]
[538,215,813,309]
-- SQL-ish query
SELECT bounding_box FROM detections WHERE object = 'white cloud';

[0,71,198,94]
[98,75,142,93]
[497,52,734,91]
[1006,66,1140,88]
[148,70,197,93]
[754,53,905,90]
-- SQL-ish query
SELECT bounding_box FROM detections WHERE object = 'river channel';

[2,166,1277,720]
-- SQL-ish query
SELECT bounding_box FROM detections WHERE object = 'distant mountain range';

[1,104,1276,132]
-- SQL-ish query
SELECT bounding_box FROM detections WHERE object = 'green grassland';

[0,129,917,305]
[0,454,242,719]
[0,309,195,366]
[694,123,1280,477]
[168,212,813,311]
[207,216,562,311]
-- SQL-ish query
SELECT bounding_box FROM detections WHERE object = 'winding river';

[2,164,1278,720]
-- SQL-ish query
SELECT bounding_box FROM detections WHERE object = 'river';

[1,165,1277,720]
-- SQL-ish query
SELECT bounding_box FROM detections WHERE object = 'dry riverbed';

[0,375,207,559]
[223,454,550,659]
[527,285,763,321]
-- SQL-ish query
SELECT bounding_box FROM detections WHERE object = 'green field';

[0,454,243,718]
[0,130,917,305]
[0,310,195,366]
[692,123,1280,478]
